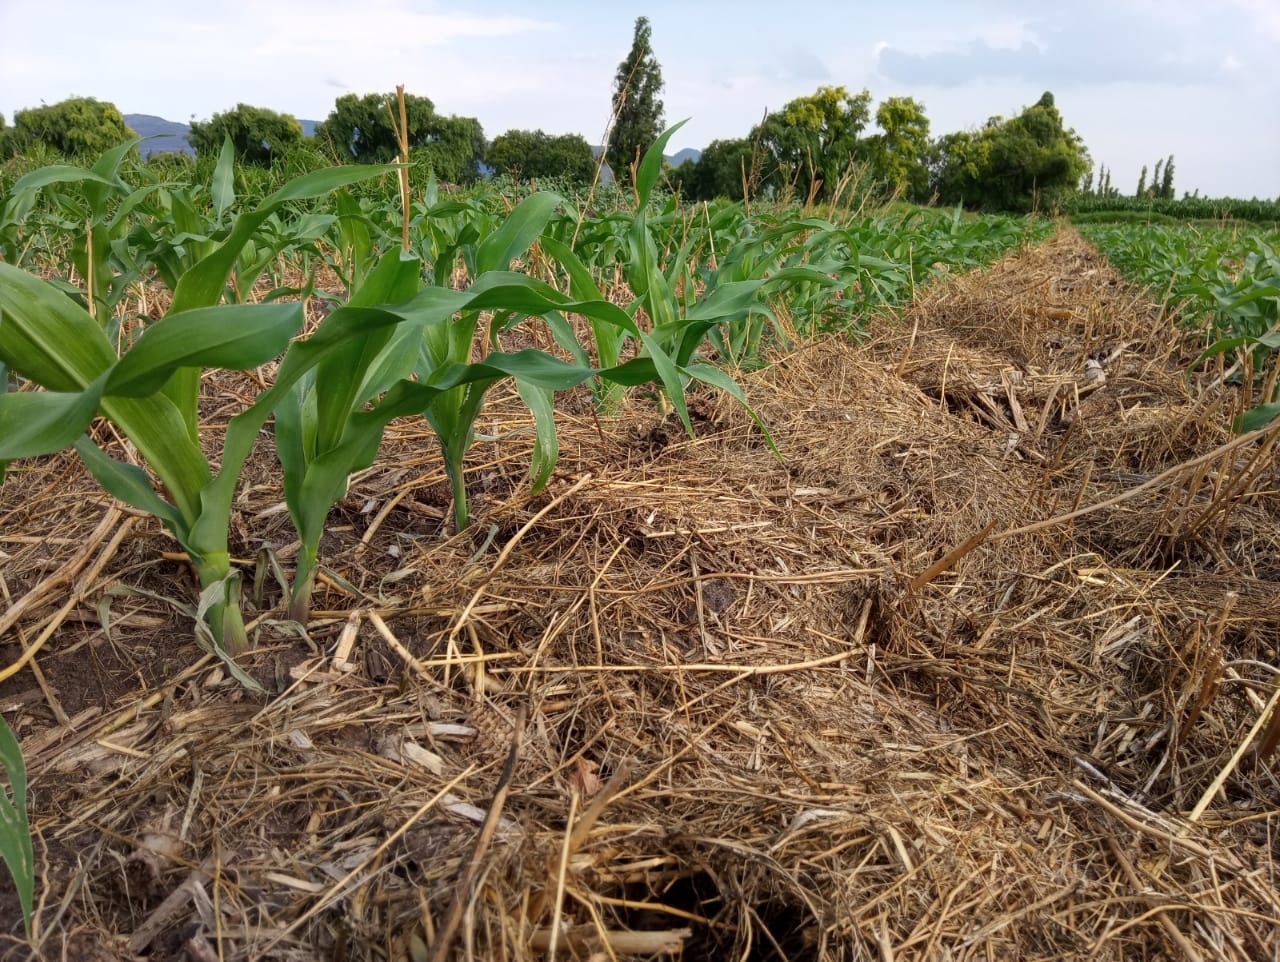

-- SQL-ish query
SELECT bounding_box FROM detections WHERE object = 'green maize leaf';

[0,380,105,460]
[211,136,236,221]
[333,190,373,288]
[74,436,186,534]
[105,302,304,397]
[589,355,664,387]
[686,361,777,455]
[0,263,117,391]
[172,163,398,313]
[684,280,766,322]
[635,121,687,209]
[9,165,121,196]
[1192,329,1280,369]
[765,265,843,287]
[516,378,558,492]
[82,138,139,211]
[671,320,724,368]
[319,251,423,435]
[1221,285,1280,312]
[1237,403,1280,432]
[163,165,389,440]
[0,714,33,937]
[274,381,315,472]
[538,234,604,301]
[475,192,562,274]
[441,349,598,390]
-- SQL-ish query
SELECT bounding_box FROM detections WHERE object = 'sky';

[1,0,1276,199]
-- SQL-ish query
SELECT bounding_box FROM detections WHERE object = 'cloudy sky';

[1,0,1276,199]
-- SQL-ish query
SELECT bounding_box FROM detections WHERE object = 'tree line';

[0,16,1101,213]
[0,94,599,189]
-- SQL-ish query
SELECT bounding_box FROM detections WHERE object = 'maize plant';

[1083,222,1280,429]
[0,162,395,655]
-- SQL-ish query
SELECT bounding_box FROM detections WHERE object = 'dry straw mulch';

[2,226,1279,961]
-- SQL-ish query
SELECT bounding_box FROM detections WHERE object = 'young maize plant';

[1083,223,1280,430]
[0,162,396,656]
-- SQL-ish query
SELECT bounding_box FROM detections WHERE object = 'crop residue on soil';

[1,226,1278,961]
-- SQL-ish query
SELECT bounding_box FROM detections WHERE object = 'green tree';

[866,96,931,200]
[673,137,756,201]
[1135,164,1148,198]
[930,130,990,205]
[316,91,436,163]
[755,86,872,202]
[316,92,484,182]
[932,92,1089,210]
[421,114,486,184]
[188,103,302,166]
[608,16,665,188]
[5,97,136,158]
[1159,154,1175,200]
[487,129,596,184]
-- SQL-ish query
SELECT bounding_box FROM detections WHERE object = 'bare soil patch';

[2,226,1278,960]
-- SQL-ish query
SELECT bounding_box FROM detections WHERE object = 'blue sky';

[1,0,1276,199]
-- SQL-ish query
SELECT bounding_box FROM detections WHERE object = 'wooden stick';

[907,520,997,592]
[993,422,1280,540]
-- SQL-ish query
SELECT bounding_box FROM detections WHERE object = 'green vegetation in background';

[2,72,1268,222]
[931,93,1090,212]
[188,103,304,167]
[1082,222,1280,430]
[1065,193,1280,224]
[315,92,486,184]
[0,97,136,159]
[487,129,596,185]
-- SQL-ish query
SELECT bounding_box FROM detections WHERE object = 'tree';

[1159,154,1175,200]
[672,137,756,201]
[932,92,1090,210]
[316,92,485,182]
[866,96,931,201]
[608,16,664,188]
[316,91,437,163]
[755,86,873,202]
[487,129,596,184]
[931,130,991,205]
[1135,164,1148,198]
[189,104,302,166]
[421,114,486,184]
[5,97,136,158]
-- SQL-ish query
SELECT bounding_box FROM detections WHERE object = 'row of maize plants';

[0,128,1045,934]
[0,128,1052,653]
[1081,222,1280,430]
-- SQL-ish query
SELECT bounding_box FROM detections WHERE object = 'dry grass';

[1,226,1278,961]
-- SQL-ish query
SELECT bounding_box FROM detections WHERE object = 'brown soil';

[1,226,1278,961]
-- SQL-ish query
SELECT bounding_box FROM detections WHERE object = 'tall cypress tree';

[608,16,665,188]
[1160,154,1175,199]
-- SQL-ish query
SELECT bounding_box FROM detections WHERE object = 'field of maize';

[1,136,1278,961]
